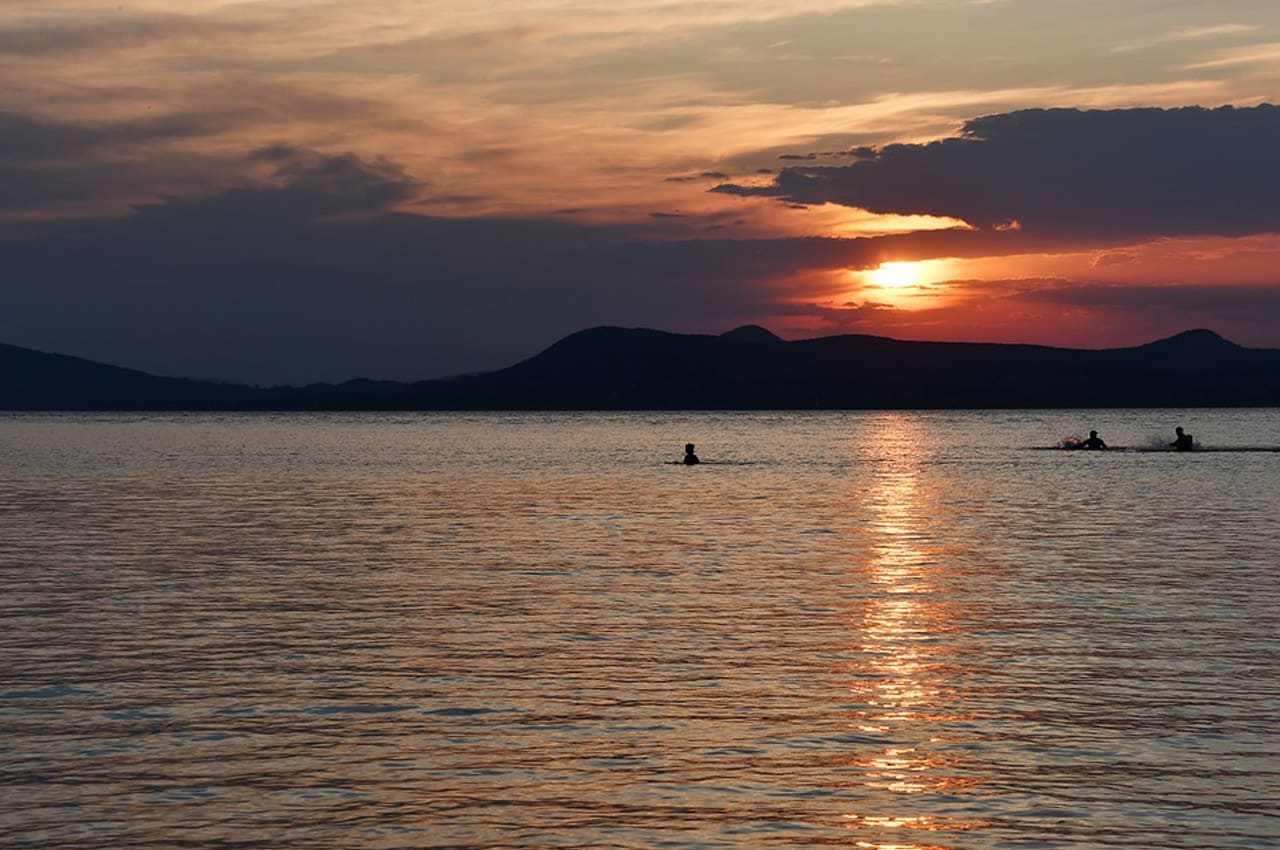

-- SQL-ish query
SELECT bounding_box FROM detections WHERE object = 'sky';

[3,0,1280,385]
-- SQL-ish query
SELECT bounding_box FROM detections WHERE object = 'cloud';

[1092,251,1137,268]
[1183,42,1280,69]
[0,110,241,213]
[0,11,256,58]
[715,104,1280,240]
[664,171,730,183]
[0,98,423,219]
[1110,23,1260,54]
[0,108,241,161]
[244,145,422,214]
[1016,281,1280,317]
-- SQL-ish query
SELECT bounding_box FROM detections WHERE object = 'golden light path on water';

[835,415,983,848]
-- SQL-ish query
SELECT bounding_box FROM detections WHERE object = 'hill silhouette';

[0,342,254,410]
[3,328,1279,410]
[719,324,785,345]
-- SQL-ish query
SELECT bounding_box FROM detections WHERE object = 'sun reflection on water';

[837,415,984,848]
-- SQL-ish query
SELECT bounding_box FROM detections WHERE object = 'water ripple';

[1,410,1278,849]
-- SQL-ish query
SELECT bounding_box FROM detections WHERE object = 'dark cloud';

[246,145,421,214]
[0,109,235,161]
[979,280,1280,348]
[717,104,1280,239]
[1016,282,1280,317]
[0,110,240,211]
[665,171,732,183]
[0,112,116,159]
[0,113,421,222]
[0,71,415,217]
[0,13,254,57]
[1092,251,1137,268]
[0,105,404,218]
[416,193,489,207]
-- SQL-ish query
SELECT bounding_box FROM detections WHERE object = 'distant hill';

[0,342,258,410]
[4,327,1280,410]
[395,326,1280,410]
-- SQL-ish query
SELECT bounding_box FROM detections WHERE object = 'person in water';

[682,443,700,465]
[1079,430,1107,450]
[1171,426,1194,451]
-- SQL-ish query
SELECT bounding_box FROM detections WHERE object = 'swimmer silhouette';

[683,443,700,465]
[1171,426,1194,451]
[1079,430,1107,450]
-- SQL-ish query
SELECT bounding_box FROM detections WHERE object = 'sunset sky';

[3,0,1280,384]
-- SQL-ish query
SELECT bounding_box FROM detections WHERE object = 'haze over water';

[1,410,1278,849]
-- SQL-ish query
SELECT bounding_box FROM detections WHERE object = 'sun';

[846,259,957,309]
[866,261,918,288]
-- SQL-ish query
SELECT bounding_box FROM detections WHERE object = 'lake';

[1,410,1278,849]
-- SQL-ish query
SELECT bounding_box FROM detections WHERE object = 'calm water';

[1,410,1278,849]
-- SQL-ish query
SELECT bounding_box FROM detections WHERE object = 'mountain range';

[3,326,1279,410]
